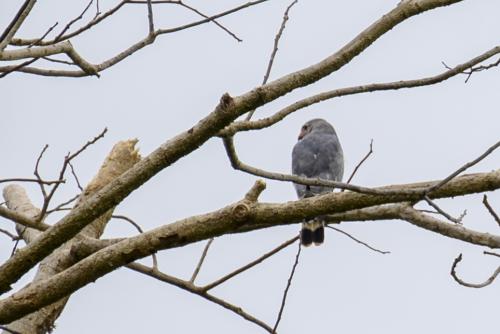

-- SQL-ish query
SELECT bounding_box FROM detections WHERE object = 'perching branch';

[0,170,499,323]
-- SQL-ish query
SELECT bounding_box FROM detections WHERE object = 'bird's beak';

[298,129,306,140]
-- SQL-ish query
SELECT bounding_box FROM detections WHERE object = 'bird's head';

[298,118,336,140]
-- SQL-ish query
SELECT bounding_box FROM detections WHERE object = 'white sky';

[1,1,499,333]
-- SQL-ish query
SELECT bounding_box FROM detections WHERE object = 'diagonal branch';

[190,238,214,283]
[0,0,37,51]
[220,46,500,136]
[246,0,298,121]
[272,241,301,333]
[326,225,390,254]
[482,195,500,227]
[125,262,273,332]
[202,236,299,291]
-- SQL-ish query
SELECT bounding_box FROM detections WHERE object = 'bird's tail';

[300,220,324,247]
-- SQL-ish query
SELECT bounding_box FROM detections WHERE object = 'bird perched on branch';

[292,118,344,246]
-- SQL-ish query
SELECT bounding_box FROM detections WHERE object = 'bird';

[291,118,344,246]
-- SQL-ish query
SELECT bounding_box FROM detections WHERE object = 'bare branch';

[484,251,500,258]
[0,0,488,307]
[326,225,390,254]
[342,139,374,189]
[220,46,500,136]
[203,236,299,291]
[423,195,465,224]
[425,140,500,194]
[2,0,269,77]
[112,214,158,269]
[443,57,500,83]
[0,206,49,231]
[38,128,107,220]
[450,253,500,288]
[0,0,37,50]
[125,262,273,332]
[0,40,99,75]
[223,135,421,196]
[175,2,242,42]
[483,194,500,227]
[246,0,298,121]
[28,22,59,48]
[68,161,83,191]
[54,0,95,42]
[33,144,49,200]
[46,195,80,215]
[146,0,155,34]
[0,228,17,241]
[190,238,214,283]
[0,178,62,185]
[272,241,301,334]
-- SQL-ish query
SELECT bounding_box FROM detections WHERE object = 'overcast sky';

[1,1,499,333]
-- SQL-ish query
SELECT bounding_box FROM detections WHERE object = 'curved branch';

[451,254,500,288]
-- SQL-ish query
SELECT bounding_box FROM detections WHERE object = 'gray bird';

[292,119,344,246]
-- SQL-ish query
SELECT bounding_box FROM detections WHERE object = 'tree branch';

[0,170,498,323]
[450,253,500,288]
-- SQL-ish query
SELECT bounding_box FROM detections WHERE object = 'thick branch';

[0,0,37,51]
[0,170,498,323]
[220,45,500,135]
[0,0,468,301]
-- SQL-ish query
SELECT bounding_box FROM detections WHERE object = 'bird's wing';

[292,132,344,198]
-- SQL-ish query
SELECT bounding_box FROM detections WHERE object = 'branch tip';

[244,180,266,202]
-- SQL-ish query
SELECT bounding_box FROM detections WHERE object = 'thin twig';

[54,0,95,42]
[112,215,158,269]
[0,178,62,185]
[68,161,83,191]
[95,0,101,18]
[0,57,38,78]
[42,56,76,65]
[342,139,374,191]
[125,261,273,332]
[246,0,298,121]
[482,194,500,227]
[146,0,155,34]
[177,2,242,42]
[326,225,390,254]
[272,241,301,334]
[424,195,465,224]
[0,228,18,241]
[484,251,500,258]
[203,236,299,291]
[34,144,50,199]
[46,194,80,214]
[450,253,500,288]
[28,22,58,47]
[426,140,500,194]
[38,128,107,220]
[190,238,214,283]
[443,57,500,83]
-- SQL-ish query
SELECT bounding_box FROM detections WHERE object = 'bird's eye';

[302,125,308,131]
